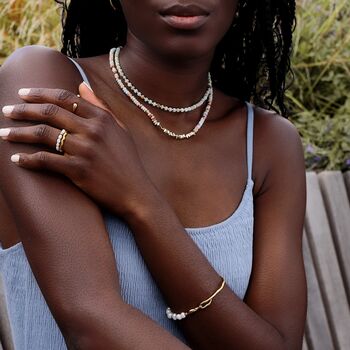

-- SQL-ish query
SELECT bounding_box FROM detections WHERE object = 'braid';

[54,0,296,116]
[57,0,126,58]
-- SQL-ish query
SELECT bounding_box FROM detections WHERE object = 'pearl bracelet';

[166,277,226,321]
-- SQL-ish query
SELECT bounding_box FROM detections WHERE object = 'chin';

[130,26,225,63]
[158,38,217,61]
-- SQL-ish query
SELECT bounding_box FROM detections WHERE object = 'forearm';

[63,299,189,350]
[0,170,189,348]
[125,189,287,350]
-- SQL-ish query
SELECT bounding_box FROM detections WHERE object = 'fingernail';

[2,105,14,116]
[83,81,93,92]
[11,154,20,163]
[18,88,31,96]
[0,128,11,138]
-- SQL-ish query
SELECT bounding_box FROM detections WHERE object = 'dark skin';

[0,0,307,349]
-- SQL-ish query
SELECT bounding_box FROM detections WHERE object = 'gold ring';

[60,132,68,153]
[72,102,78,113]
[56,129,69,153]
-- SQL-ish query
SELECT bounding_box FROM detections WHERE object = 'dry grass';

[0,0,61,64]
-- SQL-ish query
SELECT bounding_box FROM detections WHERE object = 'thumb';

[79,82,127,130]
[78,82,112,114]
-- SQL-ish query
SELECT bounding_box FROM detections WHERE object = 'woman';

[0,0,307,349]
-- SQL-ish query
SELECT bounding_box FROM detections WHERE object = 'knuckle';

[30,88,45,98]
[36,151,48,165]
[71,157,88,181]
[16,103,26,114]
[87,122,105,141]
[34,124,50,139]
[81,141,96,159]
[72,137,92,159]
[56,89,73,102]
[41,103,59,117]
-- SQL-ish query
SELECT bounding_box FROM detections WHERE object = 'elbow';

[55,308,103,350]
[273,334,300,350]
[53,295,126,350]
[63,333,104,350]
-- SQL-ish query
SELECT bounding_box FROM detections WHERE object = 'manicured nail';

[11,154,20,163]
[0,128,11,138]
[83,81,93,92]
[18,88,31,96]
[2,105,14,116]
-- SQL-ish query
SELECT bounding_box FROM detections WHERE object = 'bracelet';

[166,277,226,321]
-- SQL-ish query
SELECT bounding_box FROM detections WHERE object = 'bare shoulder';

[254,106,302,146]
[251,105,305,195]
[0,45,83,95]
[0,45,95,247]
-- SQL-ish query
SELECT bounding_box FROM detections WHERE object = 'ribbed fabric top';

[0,59,255,349]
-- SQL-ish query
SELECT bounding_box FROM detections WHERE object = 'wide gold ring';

[72,102,78,113]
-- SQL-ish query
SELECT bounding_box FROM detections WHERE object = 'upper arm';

[244,111,307,349]
[0,46,119,333]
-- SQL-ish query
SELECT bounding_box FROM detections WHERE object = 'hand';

[0,83,155,217]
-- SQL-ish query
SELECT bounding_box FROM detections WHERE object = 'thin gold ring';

[60,131,68,153]
[72,102,78,113]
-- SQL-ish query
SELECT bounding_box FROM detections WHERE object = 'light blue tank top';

[0,59,255,349]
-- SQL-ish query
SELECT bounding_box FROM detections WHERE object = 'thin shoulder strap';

[245,102,255,181]
[67,57,93,90]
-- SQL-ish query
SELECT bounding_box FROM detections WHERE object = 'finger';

[2,103,86,132]
[17,87,108,120]
[1,125,79,155]
[10,151,74,178]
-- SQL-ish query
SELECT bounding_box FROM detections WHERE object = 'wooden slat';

[0,276,14,350]
[318,171,350,303]
[305,172,350,350]
[302,229,333,350]
[344,171,350,200]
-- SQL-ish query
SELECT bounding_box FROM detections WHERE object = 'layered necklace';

[109,46,213,140]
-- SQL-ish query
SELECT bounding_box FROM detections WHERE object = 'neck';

[119,34,214,108]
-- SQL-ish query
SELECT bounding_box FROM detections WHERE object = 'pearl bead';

[109,47,213,140]
[113,46,211,114]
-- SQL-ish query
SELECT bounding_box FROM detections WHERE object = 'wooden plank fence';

[1,171,349,349]
[303,171,350,350]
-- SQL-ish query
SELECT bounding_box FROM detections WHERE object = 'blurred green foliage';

[288,0,350,171]
[0,0,349,170]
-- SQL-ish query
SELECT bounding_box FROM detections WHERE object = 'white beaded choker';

[109,47,213,140]
[114,46,211,113]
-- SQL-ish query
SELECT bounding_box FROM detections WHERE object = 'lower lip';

[161,15,208,30]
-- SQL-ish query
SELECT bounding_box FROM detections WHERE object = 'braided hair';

[54,0,296,116]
